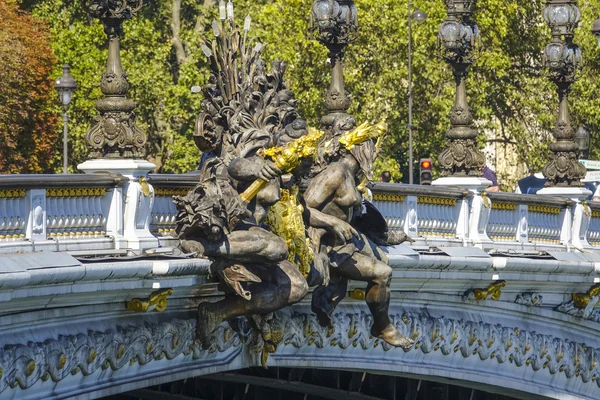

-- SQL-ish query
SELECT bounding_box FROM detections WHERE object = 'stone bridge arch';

[6,297,597,400]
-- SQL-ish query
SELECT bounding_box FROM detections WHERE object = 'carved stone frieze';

[3,308,600,395]
[0,319,240,395]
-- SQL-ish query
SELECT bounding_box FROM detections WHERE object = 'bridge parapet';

[0,174,127,254]
[0,174,597,256]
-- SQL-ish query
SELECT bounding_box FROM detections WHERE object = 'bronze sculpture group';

[174,10,413,360]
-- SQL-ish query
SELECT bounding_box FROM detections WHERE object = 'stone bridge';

[0,172,599,399]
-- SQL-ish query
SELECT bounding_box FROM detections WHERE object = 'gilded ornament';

[155,188,189,197]
[126,288,174,313]
[571,284,600,309]
[117,344,126,359]
[467,280,506,301]
[417,196,457,206]
[265,186,313,278]
[25,360,35,377]
[372,193,405,202]
[338,120,387,150]
[240,129,325,203]
[139,177,151,197]
[88,348,97,364]
[529,204,561,215]
[0,189,26,199]
[57,353,67,370]
[491,202,517,211]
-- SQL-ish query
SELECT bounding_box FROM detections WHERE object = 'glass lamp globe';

[312,0,340,23]
[411,9,427,23]
[543,1,580,35]
[439,21,466,50]
[55,65,77,107]
[338,2,357,25]
[545,42,566,67]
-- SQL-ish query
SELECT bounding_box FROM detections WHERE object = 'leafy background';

[6,0,600,190]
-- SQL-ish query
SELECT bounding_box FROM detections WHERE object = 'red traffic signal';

[420,158,432,185]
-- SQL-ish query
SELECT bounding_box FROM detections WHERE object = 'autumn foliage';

[0,0,57,173]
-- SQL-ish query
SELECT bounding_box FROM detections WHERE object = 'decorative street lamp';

[407,2,426,184]
[436,0,486,178]
[541,0,586,187]
[574,124,590,159]
[85,0,146,159]
[55,65,77,174]
[310,0,359,125]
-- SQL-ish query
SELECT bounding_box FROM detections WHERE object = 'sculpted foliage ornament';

[85,0,147,159]
[2,309,600,396]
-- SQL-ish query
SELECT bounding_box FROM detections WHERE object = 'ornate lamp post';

[55,65,77,174]
[310,0,359,125]
[540,0,586,189]
[435,0,486,181]
[407,3,426,185]
[85,0,146,160]
[574,124,590,159]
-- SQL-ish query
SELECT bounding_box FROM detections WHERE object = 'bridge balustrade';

[0,173,595,255]
[0,174,127,254]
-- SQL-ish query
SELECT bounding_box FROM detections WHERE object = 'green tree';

[18,0,600,186]
[0,0,57,173]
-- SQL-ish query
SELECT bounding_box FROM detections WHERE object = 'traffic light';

[420,158,432,185]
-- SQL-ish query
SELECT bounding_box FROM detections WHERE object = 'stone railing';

[0,174,127,254]
[148,172,199,246]
[0,173,598,255]
[369,183,594,253]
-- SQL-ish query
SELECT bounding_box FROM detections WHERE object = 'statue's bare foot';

[181,239,206,256]
[373,323,414,350]
[196,302,221,349]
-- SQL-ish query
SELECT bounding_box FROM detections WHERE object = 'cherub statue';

[303,114,414,349]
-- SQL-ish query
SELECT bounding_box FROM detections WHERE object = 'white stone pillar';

[78,159,158,251]
[432,176,493,248]
[537,186,592,250]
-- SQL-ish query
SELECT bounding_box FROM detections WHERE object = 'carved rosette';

[85,0,147,159]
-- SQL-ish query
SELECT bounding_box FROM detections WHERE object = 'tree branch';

[171,0,187,65]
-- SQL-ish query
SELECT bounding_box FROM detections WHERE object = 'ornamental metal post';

[55,65,77,174]
[408,4,426,184]
[436,0,486,178]
[541,0,586,187]
[310,0,359,126]
[86,0,147,159]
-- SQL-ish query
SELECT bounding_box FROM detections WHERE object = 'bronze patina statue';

[174,15,310,350]
[175,6,413,356]
[304,117,414,350]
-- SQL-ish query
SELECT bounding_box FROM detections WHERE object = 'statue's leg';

[311,271,348,328]
[197,260,308,348]
[336,252,413,350]
[182,227,288,264]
